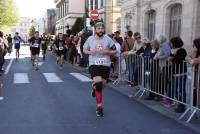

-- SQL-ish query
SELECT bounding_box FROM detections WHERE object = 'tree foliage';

[72,18,84,35]
[29,25,35,37]
[0,0,19,29]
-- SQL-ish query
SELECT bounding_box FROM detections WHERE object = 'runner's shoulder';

[87,36,95,41]
[104,35,113,41]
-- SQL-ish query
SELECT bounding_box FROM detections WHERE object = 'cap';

[94,21,104,28]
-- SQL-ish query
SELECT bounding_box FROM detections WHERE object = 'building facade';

[86,0,123,34]
[54,0,85,34]
[43,9,56,35]
[121,0,200,49]
[12,17,34,39]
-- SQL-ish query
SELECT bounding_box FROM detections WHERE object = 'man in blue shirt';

[13,32,23,60]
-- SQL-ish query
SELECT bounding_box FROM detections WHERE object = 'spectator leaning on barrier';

[154,34,171,60]
[123,32,143,56]
[139,37,151,57]
[167,37,187,113]
[153,34,171,102]
[186,38,200,108]
[144,40,160,100]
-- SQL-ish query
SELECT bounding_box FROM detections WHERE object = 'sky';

[15,0,55,18]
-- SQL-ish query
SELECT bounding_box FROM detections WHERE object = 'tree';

[72,18,84,35]
[29,26,36,37]
[0,0,19,30]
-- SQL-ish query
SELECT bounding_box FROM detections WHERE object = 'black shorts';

[32,48,40,55]
[15,46,20,49]
[89,65,110,80]
[56,50,65,56]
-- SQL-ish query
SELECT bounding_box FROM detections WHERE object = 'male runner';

[83,21,116,117]
[29,31,41,70]
[41,33,48,60]
[13,32,23,59]
[54,33,66,69]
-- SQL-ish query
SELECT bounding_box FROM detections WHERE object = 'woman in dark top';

[168,37,187,113]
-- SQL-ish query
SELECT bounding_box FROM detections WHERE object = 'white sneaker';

[0,97,4,100]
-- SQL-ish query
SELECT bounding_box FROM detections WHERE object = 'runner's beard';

[96,32,104,37]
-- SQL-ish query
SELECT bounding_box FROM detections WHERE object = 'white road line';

[14,73,30,84]
[70,73,93,82]
[5,59,14,75]
[38,62,43,66]
[43,73,63,83]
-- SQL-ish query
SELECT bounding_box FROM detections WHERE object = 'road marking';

[38,62,43,66]
[70,73,93,82]
[43,73,63,83]
[5,59,13,75]
[14,73,30,84]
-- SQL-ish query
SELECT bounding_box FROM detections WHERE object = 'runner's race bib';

[41,41,45,44]
[33,43,39,48]
[95,58,107,65]
[59,46,64,50]
[15,40,20,44]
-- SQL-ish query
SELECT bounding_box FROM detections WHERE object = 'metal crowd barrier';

[113,54,144,90]
[114,53,200,123]
[180,65,200,122]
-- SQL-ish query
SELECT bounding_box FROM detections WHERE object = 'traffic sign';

[90,10,99,21]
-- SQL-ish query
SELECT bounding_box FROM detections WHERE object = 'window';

[95,0,98,9]
[101,0,104,7]
[90,0,93,10]
[116,0,123,6]
[147,10,156,41]
[66,2,69,13]
[169,4,182,38]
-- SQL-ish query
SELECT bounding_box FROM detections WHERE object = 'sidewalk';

[68,63,200,133]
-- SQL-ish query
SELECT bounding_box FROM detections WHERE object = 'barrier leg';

[187,109,197,123]
[179,107,190,120]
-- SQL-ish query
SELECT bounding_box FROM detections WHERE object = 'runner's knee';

[94,82,103,92]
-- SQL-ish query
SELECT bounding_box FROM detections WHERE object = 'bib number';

[41,41,45,44]
[59,46,64,50]
[33,43,39,48]
[15,40,20,44]
[95,58,106,65]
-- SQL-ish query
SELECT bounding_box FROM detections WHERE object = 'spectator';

[121,31,134,53]
[186,38,200,108]
[138,37,151,57]
[114,31,123,45]
[154,34,171,60]
[144,40,160,100]
[124,32,143,85]
[168,37,187,113]
[154,34,171,102]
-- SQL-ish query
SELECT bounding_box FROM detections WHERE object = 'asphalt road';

[0,47,199,134]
